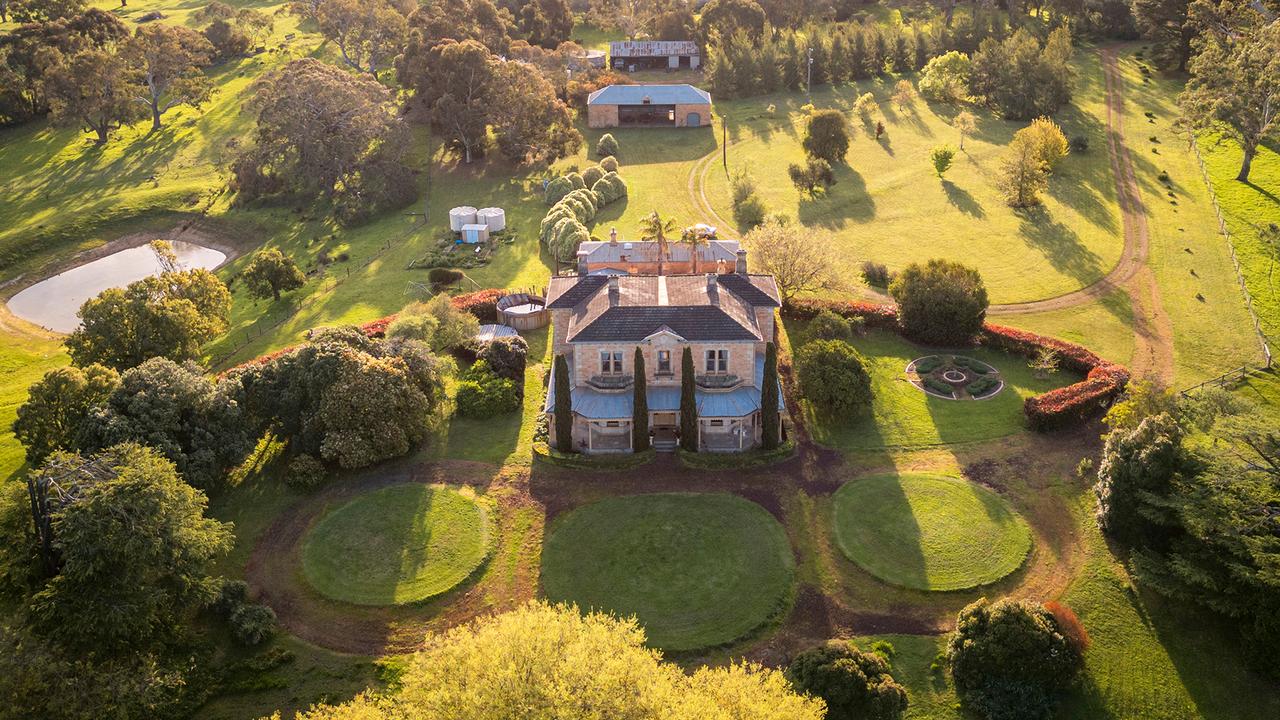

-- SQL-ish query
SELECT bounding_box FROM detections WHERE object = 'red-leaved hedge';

[783,300,1130,431]
[451,288,506,324]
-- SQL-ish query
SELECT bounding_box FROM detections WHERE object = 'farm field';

[0,0,1277,716]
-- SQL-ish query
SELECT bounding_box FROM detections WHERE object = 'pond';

[7,241,227,333]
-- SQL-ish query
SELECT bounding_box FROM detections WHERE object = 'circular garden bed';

[541,493,794,651]
[907,354,1004,400]
[831,474,1032,591]
[301,484,492,606]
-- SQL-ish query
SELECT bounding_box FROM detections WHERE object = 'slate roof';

[714,272,781,307]
[587,84,712,106]
[547,275,607,308]
[571,306,759,342]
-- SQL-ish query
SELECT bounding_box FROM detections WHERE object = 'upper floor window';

[657,349,672,373]
[704,349,728,374]
[600,351,623,375]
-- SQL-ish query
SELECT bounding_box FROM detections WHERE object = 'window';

[605,421,620,427]
[599,351,623,375]
[709,419,724,427]
[657,350,671,373]
[704,349,728,374]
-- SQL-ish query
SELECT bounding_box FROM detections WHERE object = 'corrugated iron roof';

[609,40,700,57]
[587,84,712,106]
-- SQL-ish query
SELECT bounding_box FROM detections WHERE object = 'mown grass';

[301,484,492,606]
[831,473,1031,591]
[787,322,1077,450]
[700,50,1121,305]
[541,492,794,651]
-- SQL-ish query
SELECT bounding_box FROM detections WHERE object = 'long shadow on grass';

[942,179,985,218]
[1017,205,1107,288]
[797,164,875,226]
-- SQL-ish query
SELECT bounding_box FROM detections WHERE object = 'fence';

[1181,133,1274,394]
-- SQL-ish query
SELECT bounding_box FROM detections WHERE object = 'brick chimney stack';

[735,248,748,274]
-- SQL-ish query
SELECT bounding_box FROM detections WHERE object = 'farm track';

[687,48,1176,381]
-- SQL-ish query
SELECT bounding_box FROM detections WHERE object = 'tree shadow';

[942,179,985,218]
[1016,205,1106,288]
[797,163,875,226]
[580,126,716,166]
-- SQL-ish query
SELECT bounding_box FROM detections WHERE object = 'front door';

[687,112,701,127]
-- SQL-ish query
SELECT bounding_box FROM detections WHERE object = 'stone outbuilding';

[586,84,712,129]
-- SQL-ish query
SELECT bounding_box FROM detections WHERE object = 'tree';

[744,217,843,302]
[280,602,824,719]
[786,641,908,720]
[680,224,714,274]
[970,28,1074,120]
[930,145,955,176]
[680,347,697,451]
[997,134,1050,207]
[953,110,977,150]
[399,0,512,57]
[1015,117,1070,172]
[400,38,492,163]
[918,50,971,103]
[639,210,679,275]
[78,358,251,489]
[1094,412,1187,545]
[317,0,408,75]
[553,353,573,452]
[654,7,697,40]
[632,347,649,451]
[891,78,916,109]
[795,339,872,413]
[487,59,581,164]
[66,264,232,370]
[1028,347,1060,379]
[1132,0,1196,71]
[801,108,850,164]
[698,0,767,45]
[123,24,213,132]
[229,328,446,469]
[889,259,989,346]
[41,46,141,144]
[597,132,620,158]
[0,8,129,124]
[788,157,836,194]
[27,444,233,652]
[521,0,573,48]
[234,58,412,215]
[1180,17,1280,182]
[761,341,780,450]
[12,364,119,464]
[947,598,1084,720]
[241,248,306,301]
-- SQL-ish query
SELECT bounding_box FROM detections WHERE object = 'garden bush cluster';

[455,360,522,419]
[538,165,626,262]
[785,301,1130,429]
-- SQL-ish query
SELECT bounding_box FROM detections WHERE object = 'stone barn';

[586,84,712,129]
[609,40,701,71]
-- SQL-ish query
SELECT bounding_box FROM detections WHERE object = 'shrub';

[788,157,836,194]
[912,356,944,373]
[582,165,605,188]
[285,453,328,491]
[1069,134,1089,153]
[786,641,909,720]
[930,145,956,176]
[229,603,277,646]
[600,155,619,172]
[476,336,528,381]
[808,310,854,341]
[853,92,878,118]
[889,259,989,346]
[966,376,1000,397]
[947,598,1083,720]
[544,175,575,205]
[734,193,767,228]
[456,361,521,418]
[861,261,892,287]
[924,376,955,397]
[427,267,464,286]
[795,339,872,413]
[1043,601,1090,653]
[919,50,972,102]
[591,171,628,205]
[801,109,850,164]
[213,579,249,616]
[596,132,619,158]
[730,167,757,207]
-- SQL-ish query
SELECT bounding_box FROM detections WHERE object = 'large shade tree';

[123,24,214,132]
[889,259,989,346]
[41,45,141,144]
[12,364,119,464]
[317,0,408,76]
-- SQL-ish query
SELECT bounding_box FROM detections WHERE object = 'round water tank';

[448,206,478,232]
[476,207,506,232]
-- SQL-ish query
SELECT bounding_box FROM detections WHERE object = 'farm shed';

[586,84,712,129]
[609,40,700,71]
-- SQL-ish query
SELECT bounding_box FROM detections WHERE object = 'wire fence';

[1181,133,1274,394]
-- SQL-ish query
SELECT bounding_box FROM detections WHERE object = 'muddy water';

[7,241,227,333]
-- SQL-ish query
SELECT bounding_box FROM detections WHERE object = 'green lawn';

[301,484,492,606]
[701,50,1122,305]
[788,323,1078,450]
[541,492,794,651]
[831,474,1031,591]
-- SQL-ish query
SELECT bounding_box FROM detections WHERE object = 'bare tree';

[743,216,843,302]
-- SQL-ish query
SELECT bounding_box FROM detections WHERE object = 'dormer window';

[600,351,623,375]
[657,350,672,374]
[704,349,728,374]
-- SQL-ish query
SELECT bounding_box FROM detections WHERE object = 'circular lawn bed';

[541,493,794,651]
[832,474,1031,591]
[302,484,492,606]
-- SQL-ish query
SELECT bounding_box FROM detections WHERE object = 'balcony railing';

[588,374,634,390]
[695,373,742,389]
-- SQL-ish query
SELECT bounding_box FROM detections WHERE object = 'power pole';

[721,114,728,177]
[807,47,813,94]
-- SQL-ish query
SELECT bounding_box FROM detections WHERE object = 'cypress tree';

[680,347,698,451]
[849,26,868,80]
[761,342,780,450]
[632,347,650,452]
[553,354,573,452]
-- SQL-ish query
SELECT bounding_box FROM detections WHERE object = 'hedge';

[451,288,506,324]
[783,300,1130,431]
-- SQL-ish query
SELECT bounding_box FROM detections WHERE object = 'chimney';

[705,273,718,304]
[735,248,748,274]
[608,275,620,306]
[609,227,618,244]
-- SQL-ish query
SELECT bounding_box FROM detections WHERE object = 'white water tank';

[448,206,478,232]
[476,207,506,232]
